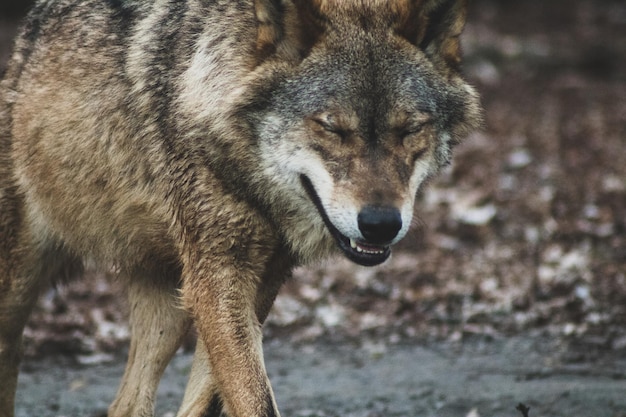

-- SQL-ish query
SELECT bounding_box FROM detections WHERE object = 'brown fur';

[0,0,481,416]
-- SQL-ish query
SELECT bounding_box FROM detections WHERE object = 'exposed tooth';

[350,239,385,255]
[349,238,386,255]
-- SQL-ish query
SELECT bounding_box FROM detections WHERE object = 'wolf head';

[243,0,482,266]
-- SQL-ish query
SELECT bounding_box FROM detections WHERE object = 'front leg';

[177,248,292,417]
[181,262,280,417]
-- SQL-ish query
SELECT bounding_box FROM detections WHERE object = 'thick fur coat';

[0,1,481,416]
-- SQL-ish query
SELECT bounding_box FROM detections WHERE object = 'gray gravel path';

[15,336,626,417]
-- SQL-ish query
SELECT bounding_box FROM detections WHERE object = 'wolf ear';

[254,0,286,60]
[398,0,468,72]
[290,0,327,52]
[254,0,327,61]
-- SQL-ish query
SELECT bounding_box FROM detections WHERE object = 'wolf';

[0,0,481,416]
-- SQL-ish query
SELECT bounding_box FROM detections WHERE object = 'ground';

[14,336,626,417]
[1,1,626,416]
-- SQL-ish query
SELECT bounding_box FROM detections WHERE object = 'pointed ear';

[254,0,327,61]
[254,0,286,60]
[290,0,328,52]
[397,0,468,72]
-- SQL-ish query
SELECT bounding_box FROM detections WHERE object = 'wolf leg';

[0,177,45,416]
[176,338,222,417]
[176,259,288,417]
[109,275,191,417]
[0,275,39,417]
[0,243,40,417]
[0,213,81,416]
[181,263,281,417]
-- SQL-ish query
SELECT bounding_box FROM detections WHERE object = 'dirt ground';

[2,0,626,416]
[14,336,626,417]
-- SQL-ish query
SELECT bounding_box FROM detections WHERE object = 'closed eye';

[400,121,429,138]
[398,124,428,150]
[397,121,431,161]
[312,117,347,140]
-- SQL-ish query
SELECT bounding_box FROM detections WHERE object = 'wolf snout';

[357,206,403,245]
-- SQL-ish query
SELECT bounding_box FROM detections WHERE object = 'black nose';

[357,206,402,245]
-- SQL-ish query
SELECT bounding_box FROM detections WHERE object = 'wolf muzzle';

[300,175,399,266]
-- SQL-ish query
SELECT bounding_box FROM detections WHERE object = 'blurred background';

[1,0,625,359]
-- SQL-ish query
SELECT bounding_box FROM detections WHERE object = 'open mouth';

[300,175,391,267]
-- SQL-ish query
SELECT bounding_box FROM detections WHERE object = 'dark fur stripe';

[104,0,137,41]
[11,1,49,73]
[145,1,194,151]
